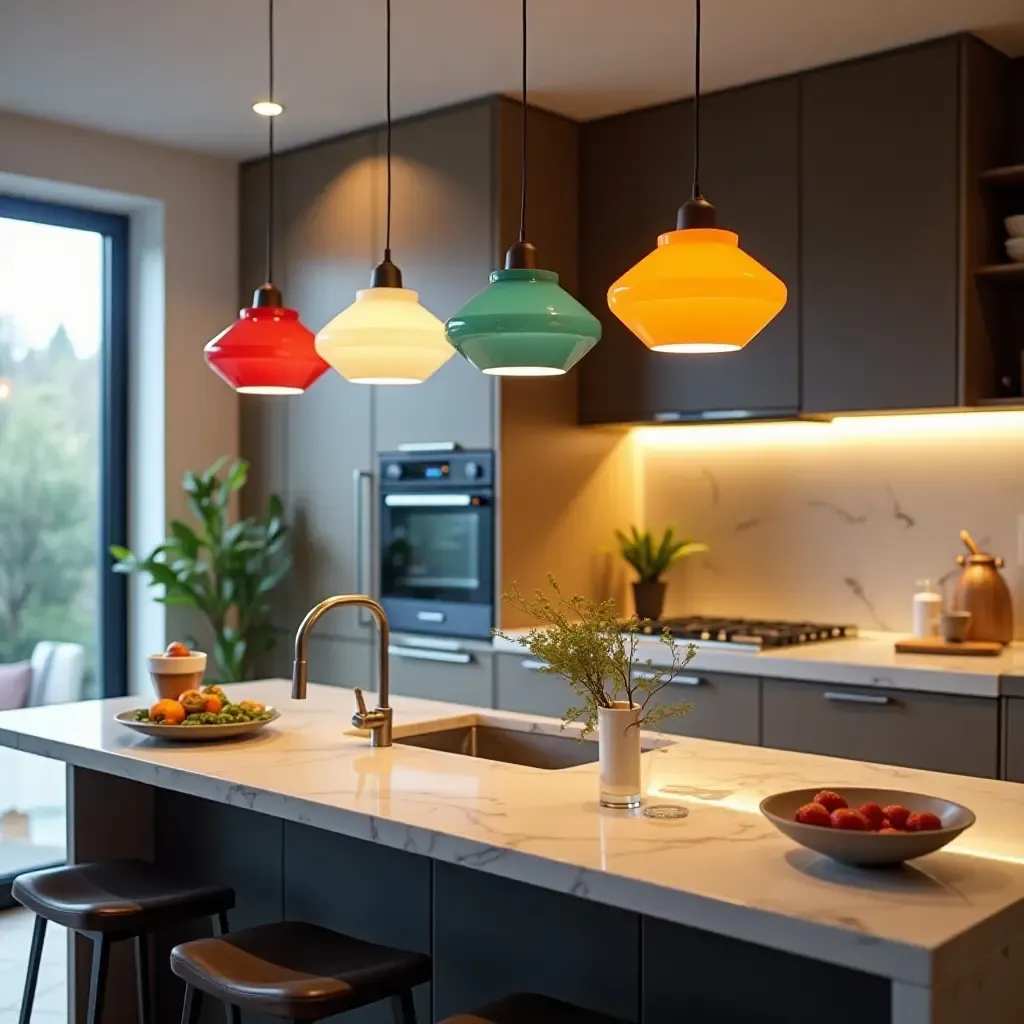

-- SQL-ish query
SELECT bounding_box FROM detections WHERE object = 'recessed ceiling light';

[252,100,283,117]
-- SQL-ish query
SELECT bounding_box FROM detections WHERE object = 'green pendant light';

[444,0,601,376]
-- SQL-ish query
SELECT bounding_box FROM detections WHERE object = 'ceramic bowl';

[116,707,279,742]
[760,787,975,867]
[1004,214,1024,238]
[1005,237,1024,263]
[146,651,207,700]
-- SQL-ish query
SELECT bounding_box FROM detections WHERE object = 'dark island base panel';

[68,767,889,1024]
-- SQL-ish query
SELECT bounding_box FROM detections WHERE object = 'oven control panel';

[379,450,494,487]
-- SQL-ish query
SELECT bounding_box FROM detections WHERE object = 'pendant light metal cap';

[444,267,602,376]
[205,304,328,394]
[315,286,454,385]
[607,227,787,353]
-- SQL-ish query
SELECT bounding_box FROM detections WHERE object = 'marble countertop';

[1,679,1022,989]
[491,629,1024,698]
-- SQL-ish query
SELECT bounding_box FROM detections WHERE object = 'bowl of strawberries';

[759,787,975,866]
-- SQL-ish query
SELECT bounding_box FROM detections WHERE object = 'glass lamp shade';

[204,305,327,395]
[315,287,453,385]
[444,268,601,376]
[607,228,787,353]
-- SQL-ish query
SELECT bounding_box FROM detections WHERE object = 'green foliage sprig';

[495,575,697,737]
[110,457,289,682]
[615,525,707,583]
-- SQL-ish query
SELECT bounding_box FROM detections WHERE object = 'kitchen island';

[0,680,1022,1024]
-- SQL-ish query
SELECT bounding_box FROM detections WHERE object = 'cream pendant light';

[316,0,453,385]
[607,0,787,353]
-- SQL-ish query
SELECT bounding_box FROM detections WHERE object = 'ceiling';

[2,0,1023,160]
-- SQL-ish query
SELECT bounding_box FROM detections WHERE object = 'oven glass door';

[380,493,493,605]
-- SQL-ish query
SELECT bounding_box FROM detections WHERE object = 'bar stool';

[170,921,431,1023]
[14,859,235,1024]
[441,993,630,1024]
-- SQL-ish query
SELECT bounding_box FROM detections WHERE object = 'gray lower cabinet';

[762,679,999,778]
[495,656,760,745]
[306,635,374,689]
[640,669,760,745]
[495,654,570,718]
[388,644,494,707]
[1006,699,1024,782]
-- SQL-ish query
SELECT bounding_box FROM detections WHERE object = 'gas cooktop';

[640,617,858,651]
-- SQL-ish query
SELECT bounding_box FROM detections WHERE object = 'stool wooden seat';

[441,993,630,1024]
[14,859,234,1024]
[171,921,431,1023]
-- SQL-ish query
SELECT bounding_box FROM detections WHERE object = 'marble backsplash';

[637,413,1024,637]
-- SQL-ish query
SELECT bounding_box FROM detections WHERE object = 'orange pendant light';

[607,1,786,353]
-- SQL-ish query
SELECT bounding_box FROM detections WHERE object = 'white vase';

[598,701,642,808]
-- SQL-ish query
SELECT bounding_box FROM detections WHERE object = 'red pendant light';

[204,0,326,395]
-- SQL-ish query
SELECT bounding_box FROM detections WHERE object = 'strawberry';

[859,803,886,831]
[831,808,868,831]
[906,811,942,832]
[794,803,832,828]
[878,827,902,834]
[814,790,848,813]
[883,805,910,830]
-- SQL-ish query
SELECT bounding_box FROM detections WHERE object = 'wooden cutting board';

[894,637,1003,657]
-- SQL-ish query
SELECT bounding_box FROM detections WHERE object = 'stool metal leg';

[17,915,46,1024]
[86,935,110,1024]
[214,909,230,936]
[180,983,204,1024]
[391,990,418,1024]
[135,933,154,1024]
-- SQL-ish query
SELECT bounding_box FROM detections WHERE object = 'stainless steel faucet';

[292,594,393,747]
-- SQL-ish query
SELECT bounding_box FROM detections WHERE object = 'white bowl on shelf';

[1006,237,1024,263]
[1005,214,1024,238]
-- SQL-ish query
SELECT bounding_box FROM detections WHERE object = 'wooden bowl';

[760,787,975,867]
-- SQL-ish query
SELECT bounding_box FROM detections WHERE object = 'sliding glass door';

[0,195,128,903]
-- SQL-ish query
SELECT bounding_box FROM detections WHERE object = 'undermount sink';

[392,720,666,771]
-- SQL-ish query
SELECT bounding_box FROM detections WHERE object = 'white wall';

[0,110,239,692]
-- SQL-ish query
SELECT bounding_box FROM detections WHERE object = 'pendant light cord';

[266,0,276,283]
[518,0,527,243]
[691,0,701,201]
[384,0,393,262]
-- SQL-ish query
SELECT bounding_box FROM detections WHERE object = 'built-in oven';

[378,449,495,639]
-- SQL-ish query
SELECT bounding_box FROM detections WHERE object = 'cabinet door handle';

[521,660,550,672]
[388,645,473,665]
[632,670,703,686]
[352,470,374,625]
[824,691,892,706]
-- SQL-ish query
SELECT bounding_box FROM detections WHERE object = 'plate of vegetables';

[115,686,280,742]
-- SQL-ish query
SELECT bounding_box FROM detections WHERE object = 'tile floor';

[0,907,66,1023]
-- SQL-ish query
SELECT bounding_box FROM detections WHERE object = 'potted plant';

[496,576,697,808]
[110,457,291,682]
[614,525,707,622]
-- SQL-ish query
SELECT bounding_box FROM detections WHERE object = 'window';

[0,195,128,902]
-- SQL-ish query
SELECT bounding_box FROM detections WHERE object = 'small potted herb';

[614,525,707,623]
[496,576,697,808]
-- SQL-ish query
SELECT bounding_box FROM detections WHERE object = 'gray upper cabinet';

[801,41,960,413]
[578,78,800,423]
[373,103,497,454]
